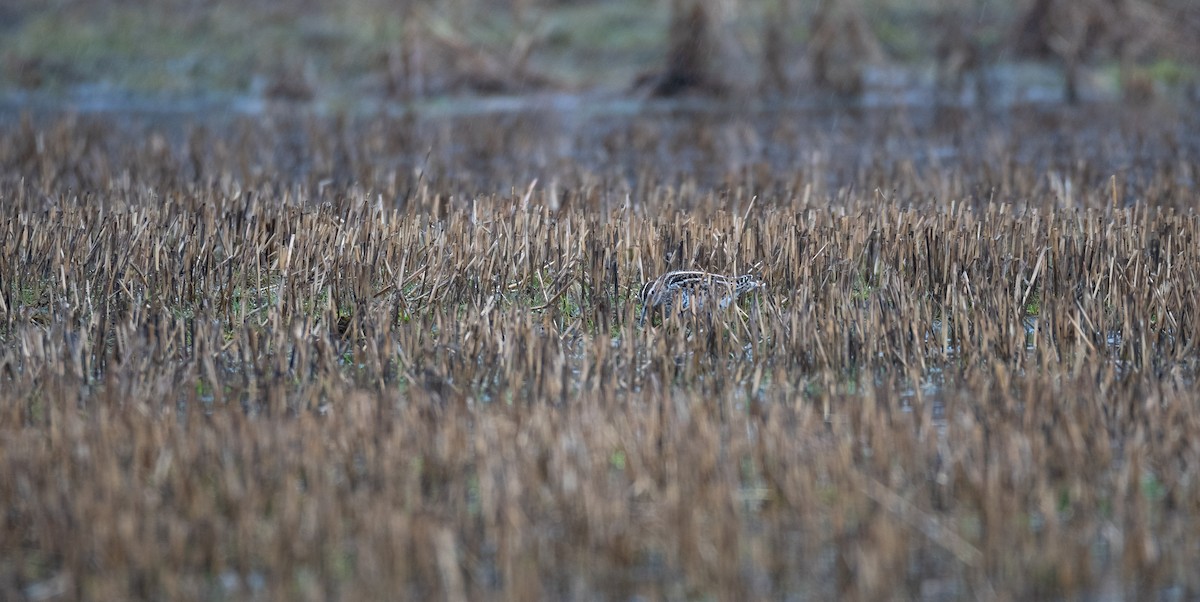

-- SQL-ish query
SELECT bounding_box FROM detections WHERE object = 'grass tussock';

[1,109,1200,600]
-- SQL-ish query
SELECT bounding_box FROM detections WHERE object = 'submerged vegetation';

[1,104,1198,599]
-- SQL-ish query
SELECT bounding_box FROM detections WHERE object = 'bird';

[637,270,764,325]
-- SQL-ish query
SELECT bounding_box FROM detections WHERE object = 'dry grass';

[1,106,1200,600]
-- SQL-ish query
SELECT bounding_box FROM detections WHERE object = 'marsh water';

[6,61,1194,191]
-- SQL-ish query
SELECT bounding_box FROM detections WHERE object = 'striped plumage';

[637,270,763,325]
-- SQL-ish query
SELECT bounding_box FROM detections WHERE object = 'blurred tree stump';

[638,0,727,96]
[807,0,882,98]
[1013,0,1200,104]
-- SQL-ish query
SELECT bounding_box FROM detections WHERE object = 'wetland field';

[1,102,1199,601]
[3,2,1200,598]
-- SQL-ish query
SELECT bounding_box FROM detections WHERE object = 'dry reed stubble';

[1,113,1199,600]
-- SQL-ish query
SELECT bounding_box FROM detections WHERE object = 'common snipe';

[637,270,764,325]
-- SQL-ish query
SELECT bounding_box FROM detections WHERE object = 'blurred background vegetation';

[1,0,1198,106]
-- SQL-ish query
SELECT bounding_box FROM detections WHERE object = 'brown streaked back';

[637,270,763,325]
